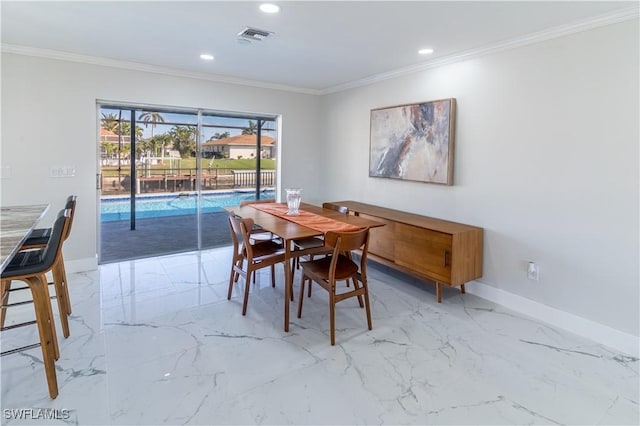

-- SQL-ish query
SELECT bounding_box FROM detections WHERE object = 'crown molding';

[321,5,640,95]
[0,43,322,96]
[2,5,637,97]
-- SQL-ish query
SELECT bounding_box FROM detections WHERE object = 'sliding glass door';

[98,103,277,263]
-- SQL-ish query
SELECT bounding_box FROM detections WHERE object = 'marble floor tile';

[1,246,638,425]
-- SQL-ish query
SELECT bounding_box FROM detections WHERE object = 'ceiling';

[1,1,637,94]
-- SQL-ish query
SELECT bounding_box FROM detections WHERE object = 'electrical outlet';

[527,262,539,281]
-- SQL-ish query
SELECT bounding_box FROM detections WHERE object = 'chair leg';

[38,274,60,361]
[0,279,10,330]
[26,276,59,399]
[290,270,295,303]
[227,264,237,300]
[329,288,336,346]
[52,262,70,338]
[270,265,276,288]
[351,279,364,308]
[362,278,373,331]
[297,275,307,318]
[242,268,252,316]
[57,259,72,315]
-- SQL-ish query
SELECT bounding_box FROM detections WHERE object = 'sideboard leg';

[436,282,442,303]
[460,283,466,294]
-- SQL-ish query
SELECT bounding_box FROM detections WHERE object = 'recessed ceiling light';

[260,3,280,14]
[200,54,214,61]
[418,48,434,55]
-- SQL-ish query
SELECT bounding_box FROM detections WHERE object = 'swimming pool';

[101,190,275,222]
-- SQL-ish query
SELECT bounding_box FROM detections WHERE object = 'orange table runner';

[249,203,360,234]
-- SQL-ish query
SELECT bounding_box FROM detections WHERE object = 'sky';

[100,107,276,140]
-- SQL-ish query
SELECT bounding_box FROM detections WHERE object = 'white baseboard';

[466,281,639,358]
[65,257,98,274]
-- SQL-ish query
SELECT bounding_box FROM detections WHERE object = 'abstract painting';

[369,98,456,185]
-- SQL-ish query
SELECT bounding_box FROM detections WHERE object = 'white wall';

[317,20,639,339]
[0,54,321,270]
[1,19,637,351]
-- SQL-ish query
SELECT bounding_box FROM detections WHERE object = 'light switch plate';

[50,166,76,178]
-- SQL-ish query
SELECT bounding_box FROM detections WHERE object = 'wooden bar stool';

[1,196,76,337]
[0,208,72,399]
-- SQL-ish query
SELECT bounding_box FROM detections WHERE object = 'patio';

[100,211,232,263]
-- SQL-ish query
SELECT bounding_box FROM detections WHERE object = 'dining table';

[231,202,384,332]
[0,204,50,272]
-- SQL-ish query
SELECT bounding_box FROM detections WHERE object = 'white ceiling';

[1,1,637,94]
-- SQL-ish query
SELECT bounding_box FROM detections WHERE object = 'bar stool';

[1,196,76,337]
[21,195,76,317]
[0,208,72,399]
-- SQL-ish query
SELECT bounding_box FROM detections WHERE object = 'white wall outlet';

[527,261,539,281]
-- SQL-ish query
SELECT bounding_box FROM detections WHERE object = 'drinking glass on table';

[285,188,302,215]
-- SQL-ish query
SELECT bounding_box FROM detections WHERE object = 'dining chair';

[227,211,287,315]
[239,198,277,242]
[297,227,372,345]
[2,196,77,338]
[293,202,349,268]
[0,208,72,399]
[292,202,352,296]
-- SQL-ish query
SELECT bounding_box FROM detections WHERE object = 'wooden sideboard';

[333,201,483,302]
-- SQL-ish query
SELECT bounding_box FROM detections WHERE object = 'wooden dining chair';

[239,198,277,242]
[292,203,353,297]
[297,227,372,345]
[2,196,77,338]
[0,208,72,399]
[293,202,349,268]
[227,211,287,315]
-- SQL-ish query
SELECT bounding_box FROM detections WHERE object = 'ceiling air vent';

[237,27,274,42]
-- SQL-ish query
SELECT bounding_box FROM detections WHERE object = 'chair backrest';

[63,195,77,241]
[240,198,275,207]
[324,227,370,277]
[227,211,256,257]
[40,209,72,271]
[322,202,349,214]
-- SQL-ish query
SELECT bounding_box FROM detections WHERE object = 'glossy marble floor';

[1,247,638,425]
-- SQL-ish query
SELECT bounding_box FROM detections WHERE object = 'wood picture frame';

[369,98,456,185]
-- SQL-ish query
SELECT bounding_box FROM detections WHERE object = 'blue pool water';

[101,191,275,222]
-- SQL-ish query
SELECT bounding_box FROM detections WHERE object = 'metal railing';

[231,170,275,188]
[100,168,275,195]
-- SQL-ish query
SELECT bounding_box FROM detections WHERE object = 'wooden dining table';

[232,202,384,332]
[0,204,50,272]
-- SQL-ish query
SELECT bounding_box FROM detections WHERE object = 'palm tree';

[139,111,166,160]
[242,121,258,135]
[101,113,119,132]
[138,111,165,136]
[212,131,230,140]
[168,125,197,158]
[118,122,144,140]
